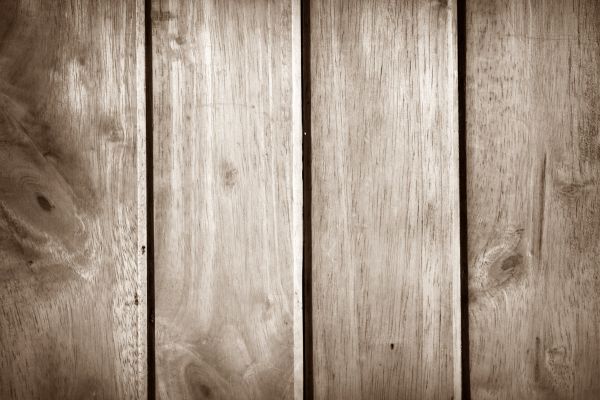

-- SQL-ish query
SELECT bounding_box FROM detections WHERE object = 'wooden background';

[0,0,146,398]
[310,0,460,398]
[0,0,598,399]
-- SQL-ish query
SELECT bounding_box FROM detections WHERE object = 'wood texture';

[0,0,147,399]
[467,1,600,398]
[152,0,303,398]
[310,1,461,398]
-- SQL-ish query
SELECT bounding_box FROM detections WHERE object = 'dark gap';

[301,0,313,399]
[457,0,471,399]
[144,0,156,399]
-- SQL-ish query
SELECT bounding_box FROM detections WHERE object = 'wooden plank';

[0,0,147,399]
[466,1,600,398]
[152,0,302,398]
[310,1,461,398]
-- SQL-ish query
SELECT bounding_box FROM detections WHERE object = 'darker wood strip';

[0,0,146,398]
[466,1,600,398]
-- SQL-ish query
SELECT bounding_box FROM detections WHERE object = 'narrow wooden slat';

[152,0,302,398]
[0,0,147,399]
[467,1,600,398]
[311,1,461,398]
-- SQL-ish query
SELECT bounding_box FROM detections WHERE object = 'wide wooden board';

[310,1,461,398]
[0,0,147,399]
[466,0,600,398]
[152,0,303,398]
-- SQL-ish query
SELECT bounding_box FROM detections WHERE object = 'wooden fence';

[0,0,599,399]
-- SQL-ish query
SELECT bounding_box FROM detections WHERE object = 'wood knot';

[500,254,521,271]
[469,227,527,303]
[198,384,212,398]
[555,179,594,199]
[535,338,573,395]
[553,160,595,199]
[489,253,523,286]
[220,161,238,189]
[36,194,54,212]
[184,363,216,399]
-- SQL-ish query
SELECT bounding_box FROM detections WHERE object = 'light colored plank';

[311,1,461,398]
[0,0,147,399]
[152,0,302,398]
[467,0,600,398]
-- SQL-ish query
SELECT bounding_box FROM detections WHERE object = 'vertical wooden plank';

[311,1,460,399]
[152,0,302,398]
[0,0,147,399]
[467,1,600,398]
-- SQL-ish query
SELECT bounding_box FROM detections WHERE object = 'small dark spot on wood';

[184,363,216,398]
[175,36,186,45]
[390,343,394,350]
[152,10,176,22]
[199,384,212,398]
[534,337,541,382]
[536,154,547,258]
[141,246,146,255]
[36,195,54,212]
[27,260,33,266]
[220,161,238,188]
[134,293,139,306]
[501,254,521,271]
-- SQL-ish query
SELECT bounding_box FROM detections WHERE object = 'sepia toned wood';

[310,0,461,399]
[0,0,147,399]
[152,0,303,398]
[467,1,600,398]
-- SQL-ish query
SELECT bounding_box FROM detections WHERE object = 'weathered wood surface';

[0,0,147,399]
[152,0,303,398]
[310,0,461,398]
[467,1,600,398]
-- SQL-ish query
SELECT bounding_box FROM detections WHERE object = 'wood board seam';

[144,0,155,398]
[456,0,471,397]
[292,0,305,399]
[301,0,313,398]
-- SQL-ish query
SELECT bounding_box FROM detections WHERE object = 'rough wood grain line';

[466,1,600,398]
[0,0,147,399]
[152,0,302,398]
[311,1,460,399]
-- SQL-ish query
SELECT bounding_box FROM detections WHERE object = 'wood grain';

[152,0,302,398]
[466,1,600,398]
[310,0,461,398]
[0,0,147,399]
